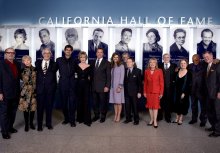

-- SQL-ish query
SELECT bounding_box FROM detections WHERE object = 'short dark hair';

[121,28,132,36]
[93,28,104,35]
[39,28,50,37]
[173,28,186,38]
[146,28,161,42]
[64,45,73,51]
[202,50,213,55]
[14,29,27,42]
[201,29,213,37]
[96,47,104,53]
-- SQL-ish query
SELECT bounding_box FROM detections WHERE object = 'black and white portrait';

[0,28,6,60]
[196,28,217,59]
[88,27,108,63]
[142,28,163,69]
[9,28,30,61]
[169,28,189,64]
[115,27,135,58]
[35,28,56,60]
[62,27,82,59]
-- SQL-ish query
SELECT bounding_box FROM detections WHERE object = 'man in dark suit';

[123,58,142,125]
[91,47,111,123]
[197,29,216,59]
[188,54,207,126]
[170,28,189,64]
[203,51,220,137]
[0,48,21,139]
[35,47,57,131]
[158,53,177,123]
[88,28,108,63]
[56,45,77,127]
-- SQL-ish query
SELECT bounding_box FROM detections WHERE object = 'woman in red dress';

[144,58,164,128]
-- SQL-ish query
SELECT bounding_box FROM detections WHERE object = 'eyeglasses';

[5,52,15,55]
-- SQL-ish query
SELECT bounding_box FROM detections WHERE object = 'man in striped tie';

[35,47,57,131]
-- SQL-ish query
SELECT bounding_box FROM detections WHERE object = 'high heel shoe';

[178,121,183,125]
[147,122,153,126]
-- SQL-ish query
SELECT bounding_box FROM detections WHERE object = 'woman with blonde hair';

[144,58,164,128]
[19,55,37,131]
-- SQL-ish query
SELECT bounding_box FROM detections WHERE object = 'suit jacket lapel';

[3,61,15,79]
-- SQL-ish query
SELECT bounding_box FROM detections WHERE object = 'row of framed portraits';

[0,25,220,69]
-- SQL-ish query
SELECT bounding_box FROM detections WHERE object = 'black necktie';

[128,69,131,77]
[95,59,99,69]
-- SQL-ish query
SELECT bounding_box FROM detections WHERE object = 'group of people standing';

[0,45,220,140]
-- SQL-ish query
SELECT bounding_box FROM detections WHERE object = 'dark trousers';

[207,98,216,130]
[0,98,18,134]
[37,93,54,128]
[77,81,91,124]
[190,95,207,123]
[93,91,107,119]
[158,88,172,121]
[125,95,139,122]
[215,98,220,134]
[60,89,76,124]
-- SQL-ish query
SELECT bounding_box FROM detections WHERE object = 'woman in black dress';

[76,51,92,126]
[173,59,191,125]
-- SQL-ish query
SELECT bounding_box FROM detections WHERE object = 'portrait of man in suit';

[197,29,216,59]
[88,28,108,63]
[115,28,135,58]
[170,28,189,64]
[36,28,55,60]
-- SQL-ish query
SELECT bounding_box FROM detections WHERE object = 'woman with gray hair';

[18,55,37,132]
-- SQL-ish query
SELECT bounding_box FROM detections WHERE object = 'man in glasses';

[0,48,21,139]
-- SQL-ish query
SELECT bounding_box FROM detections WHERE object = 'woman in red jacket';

[144,58,164,128]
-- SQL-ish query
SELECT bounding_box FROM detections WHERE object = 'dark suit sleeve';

[137,69,142,94]
[183,71,192,94]
[105,61,111,88]
[216,64,220,93]
[0,63,3,94]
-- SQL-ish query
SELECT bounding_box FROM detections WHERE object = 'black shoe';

[200,122,206,127]
[70,123,76,127]
[205,127,214,132]
[47,125,53,130]
[147,122,153,126]
[165,119,171,123]
[9,128,18,133]
[209,132,220,137]
[100,118,105,123]
[30,124,35,130]
[84,123,91,127]
[25,125,29,132]
[123,119,132,124]
[133,121,139,125]
[92,116,100,122]
[188,120,197,124]
[2,133,10,139]
[62,121,69,125]
[37,127,43,131]
[154,125,158,128]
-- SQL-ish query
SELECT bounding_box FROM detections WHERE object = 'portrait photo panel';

[142,27,164,70]
[169,27,191,66]
[195,28,218,59]
[115,27,136,59]
[0,28,7,60]
[8,27,30,62]
[34,27,56,60]
[88,27,109,63]
[62,27,82,59]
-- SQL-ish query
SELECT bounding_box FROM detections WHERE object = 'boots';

[30,111,35,130]
[24,112,29,132]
